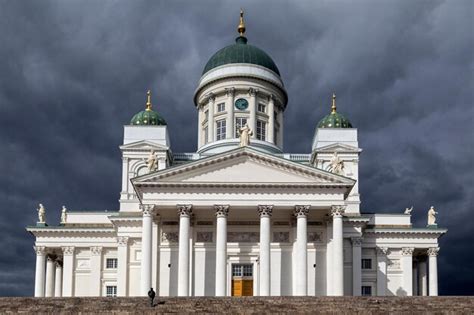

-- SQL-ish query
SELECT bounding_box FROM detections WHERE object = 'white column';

[121,157,129,198]
[140,204,153,296]
[351,237,362,296]
[62,246,75,297]
[258,205,273,296]
[225,88,235,139]
[428,247,439,296]
[249,88,258,138]
[376,247,388,296]
[331,205,345,296]
[215,205,229,296]
[267,95,275,144]
[90,246,103,296]
[54,261,62,297]
[401,247,414,296]
[294,205,309,295]
[418,260,428,296]
[117,237,129,296]
[177,204,192,296]
[207,94,215,143]
[45,256,55,297]
[34,246,46,297]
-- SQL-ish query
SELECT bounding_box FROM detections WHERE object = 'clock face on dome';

[234,98,249,110]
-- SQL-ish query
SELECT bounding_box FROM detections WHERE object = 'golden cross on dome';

[331,93,337,114]
[238,9,246,36]
[146,90,152,111]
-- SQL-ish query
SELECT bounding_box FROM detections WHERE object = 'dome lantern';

[130,90,167,126]
[317,93,353,129]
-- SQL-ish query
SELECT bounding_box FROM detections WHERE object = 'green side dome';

[130,91,167,126]
[317,94,353,128]
[202,36,280,76]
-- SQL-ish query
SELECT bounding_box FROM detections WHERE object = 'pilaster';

[376,247,388,296]
[117,236,129,296]
[401,247,414,296]
[90,246,103,296]
[62,246,75,297]
[351,237,363,296]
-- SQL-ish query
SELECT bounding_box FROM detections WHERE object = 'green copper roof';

[317,112,353,128]
[130,90,167,126]
[317,94,353,128]
[202,36,280,76]
[130,110,166,126]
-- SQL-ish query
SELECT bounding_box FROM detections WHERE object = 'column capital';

[34,246,46,256]
[294,205,310,218]
[376,247,389,256]
[258,205,273,217]
[62,246,75,256]
[90,246,103,256]
[117,236,129,247]
[401,247,415,256]
[214,205,230,217]
[177,204,193,217]
[248,87,259,96]
[225,87,235,97]
[427,247,440,257]
[331,205,346,217]
[351,237,363,246]
[140,204,154,216]
[207,92,216,102]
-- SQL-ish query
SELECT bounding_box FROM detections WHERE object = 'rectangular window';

[257,103,266,113]
[361,286,372,296]
[216,119,226,140]
[232,264,242,277]
[217,103,225,112]
[204,126,208,144]
[361,259,372,270]
[106,285,117,297]
[242,264,253,277]
[235,117,248,137]
[106,258,118,269]
[256,119,266,141]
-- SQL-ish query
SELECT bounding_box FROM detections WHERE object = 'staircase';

[0,296,472,314]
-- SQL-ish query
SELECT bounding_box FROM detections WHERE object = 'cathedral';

[28,11,446,298]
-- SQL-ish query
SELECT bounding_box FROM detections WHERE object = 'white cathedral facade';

[28,12,446,298]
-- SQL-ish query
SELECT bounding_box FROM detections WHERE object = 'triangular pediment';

[133,147,355,187]
[313,143,362,153]
[120,140,169,151]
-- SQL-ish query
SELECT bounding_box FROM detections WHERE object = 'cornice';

[364,228,447,237]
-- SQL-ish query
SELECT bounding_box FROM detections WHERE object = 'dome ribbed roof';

[202,36,280,76]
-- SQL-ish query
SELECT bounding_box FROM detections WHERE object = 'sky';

[0,0,472,296]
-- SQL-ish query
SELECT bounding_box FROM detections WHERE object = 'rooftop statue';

[428,206,438,225]
[37,203,46,224]
[329,152,344,175]
[404,206,413,214]
[61,206,67,224]
[146,150,158,172]
[239,124,253,147]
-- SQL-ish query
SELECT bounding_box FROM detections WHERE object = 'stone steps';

[0,297,473,314]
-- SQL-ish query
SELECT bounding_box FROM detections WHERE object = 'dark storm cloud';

[0,0,472,296]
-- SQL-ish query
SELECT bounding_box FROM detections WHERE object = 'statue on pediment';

[404,206,413,214]
[146,150,158,172]
[427,206,438,225]
[37,203,46,223]
[61,206,67,224]
[329,152,344,175]
[239,123,253,147]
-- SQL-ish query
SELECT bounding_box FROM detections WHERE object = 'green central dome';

[202,36,280,76]
[130,91,167,126]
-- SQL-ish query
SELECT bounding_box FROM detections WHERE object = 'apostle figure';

[404,206,413,215]
[61,206,68,224]
[239,123,253,147]
[329,152,344,175]
[146,150,158,172]
[427,206,438,225]
[37,203,46,224]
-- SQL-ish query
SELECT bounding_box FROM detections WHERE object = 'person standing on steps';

[148,287,156,307]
